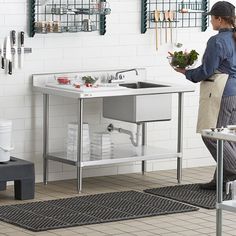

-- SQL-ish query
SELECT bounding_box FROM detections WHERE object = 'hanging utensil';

[11,30,18,69]
[19,31,24,69]
[168,10,174,44]
[6,36,12,75]
[173,11,183,48]
[159,11,164,45]
[164,10,169,43]
[154,10,159,51]
[180,8,205,13]
[1,42,4,69]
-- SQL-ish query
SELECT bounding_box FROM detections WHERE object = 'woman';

[174,1,236,190]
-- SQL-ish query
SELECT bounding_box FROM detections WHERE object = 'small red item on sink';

[57,77,70,85]
[73,83,81,88]
[85,83,93,87]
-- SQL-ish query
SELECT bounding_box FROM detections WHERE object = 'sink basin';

[103,81,172,123]
[119,82,170,89]
[104,81,172,123]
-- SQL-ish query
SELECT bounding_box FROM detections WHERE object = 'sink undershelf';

[47,145,178,167]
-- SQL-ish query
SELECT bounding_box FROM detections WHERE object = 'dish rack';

[29,0,109,37]
[141,0,209,34]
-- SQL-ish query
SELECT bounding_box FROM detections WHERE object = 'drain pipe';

[107,123,141,147]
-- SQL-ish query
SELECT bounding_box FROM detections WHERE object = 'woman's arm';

[182,36,224,83]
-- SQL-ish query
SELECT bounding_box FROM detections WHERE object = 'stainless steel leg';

[77,99,84,193]
[216,139,224,236]
[177,93,184,183]
[43,94,49,185]
[142,122,147,175]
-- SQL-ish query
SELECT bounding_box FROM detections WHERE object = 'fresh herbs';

[171,50,199,69]
[81,76,97,84]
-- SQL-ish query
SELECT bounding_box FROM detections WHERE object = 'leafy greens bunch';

[81,76,98,84]
[171,50,199,69]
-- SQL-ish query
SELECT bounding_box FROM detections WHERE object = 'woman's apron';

[196,72,229,133]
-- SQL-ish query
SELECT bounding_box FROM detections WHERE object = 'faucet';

[115,68,139,80]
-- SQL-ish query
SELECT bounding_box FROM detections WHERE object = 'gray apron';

[196,72,228,133]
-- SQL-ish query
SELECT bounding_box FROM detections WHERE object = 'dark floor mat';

[0,190,198,231]
[144,184,232,209]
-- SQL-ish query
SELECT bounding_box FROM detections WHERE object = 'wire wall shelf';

[141,0,209,34]
[29,0,109,37]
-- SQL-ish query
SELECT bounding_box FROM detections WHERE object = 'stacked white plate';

[91,132,114,160]
[66,123,90,162]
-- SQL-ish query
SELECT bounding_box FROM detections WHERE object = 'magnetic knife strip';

[0,48,32,54]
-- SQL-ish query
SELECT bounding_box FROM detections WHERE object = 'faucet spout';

[115,68,139,80]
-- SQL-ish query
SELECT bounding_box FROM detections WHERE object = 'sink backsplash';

[33,68,147,86]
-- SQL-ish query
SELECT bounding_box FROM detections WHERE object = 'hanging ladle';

[173,11,183,48]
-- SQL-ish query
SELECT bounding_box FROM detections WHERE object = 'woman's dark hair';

[215,16,236,42]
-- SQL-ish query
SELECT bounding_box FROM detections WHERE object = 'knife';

[0,42,4,69]
[6,36,12,75]
[11,30,18,69]
[19,31,24,69]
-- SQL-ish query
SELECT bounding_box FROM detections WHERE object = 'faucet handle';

[107,75,116,83]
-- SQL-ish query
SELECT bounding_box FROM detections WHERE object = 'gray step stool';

[0,157,35,200]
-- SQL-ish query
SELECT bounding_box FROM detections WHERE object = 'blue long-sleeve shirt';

[185,28,236,96]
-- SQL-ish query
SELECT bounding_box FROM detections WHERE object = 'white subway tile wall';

[0,0,229,183]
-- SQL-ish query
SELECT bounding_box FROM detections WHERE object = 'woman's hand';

[168,52,186,75]
[174,67,186,75]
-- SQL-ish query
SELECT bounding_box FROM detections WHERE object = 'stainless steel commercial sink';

[119,82,170,89]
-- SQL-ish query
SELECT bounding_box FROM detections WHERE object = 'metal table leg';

[142,122,147,175]
[77,99,84,193]
[177,92,184,183]
[43,94,49,185]
[216,139,224,236]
